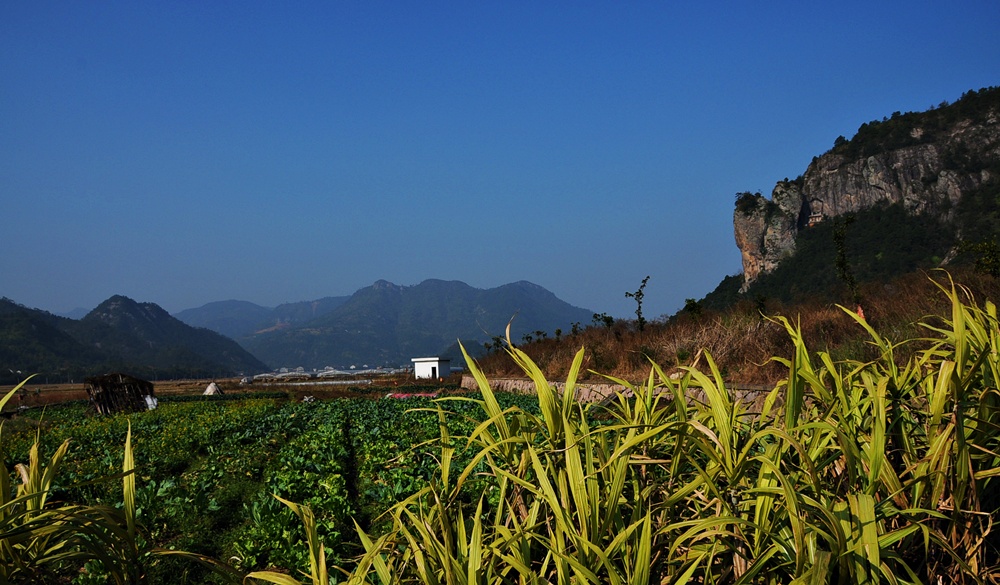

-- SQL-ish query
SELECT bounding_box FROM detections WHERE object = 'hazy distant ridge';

[230,279,593,369]
[174,296,352,339]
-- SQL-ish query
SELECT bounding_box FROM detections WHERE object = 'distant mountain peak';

[99,294,136,306]
[507,280,547,291]
[1,295,267,380]
[372,279,403,291]
[87,295,172,327]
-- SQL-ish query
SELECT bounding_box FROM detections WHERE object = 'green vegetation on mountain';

[830,86,1000,162]
[956,174,1000,248]
[706,200,958,309]
[241,279,593,369]
[269,296,351,325]
[0,300,107,383]
[0,296,266,383]
[710,174,1000,312]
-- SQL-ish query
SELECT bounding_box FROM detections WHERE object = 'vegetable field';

[2,392,539,583]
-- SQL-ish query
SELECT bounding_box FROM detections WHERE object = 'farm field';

[4,284,1000,583]
[2,385,537,583]
[0,375,458,411]
[0,379,222,409]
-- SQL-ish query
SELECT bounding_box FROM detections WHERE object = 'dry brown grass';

[476,268,1000,386]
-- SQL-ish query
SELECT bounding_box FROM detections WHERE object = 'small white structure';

[203,382,223,396]
[411,357,451,380]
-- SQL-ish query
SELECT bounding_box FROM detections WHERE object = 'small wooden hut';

[85,373,155,415]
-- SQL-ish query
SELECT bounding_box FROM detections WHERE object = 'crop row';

[2,391,537,582]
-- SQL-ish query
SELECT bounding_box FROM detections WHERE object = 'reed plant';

[0,379,145,583]
[293,276,999,584]
[0,381,243,584]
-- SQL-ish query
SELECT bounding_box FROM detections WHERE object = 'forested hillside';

[0,296,266,384]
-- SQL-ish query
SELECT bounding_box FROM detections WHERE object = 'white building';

[411,357,450,380]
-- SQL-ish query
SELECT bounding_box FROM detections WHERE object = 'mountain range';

[0,295,266,384]
[173,296,350,340]
[2,279,593,381]
[176,279,594,369]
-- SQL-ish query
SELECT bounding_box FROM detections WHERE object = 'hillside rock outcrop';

[734,89,1000,290]
[733,184,803,288]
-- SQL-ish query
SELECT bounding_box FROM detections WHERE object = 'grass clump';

[278,275,1000,584]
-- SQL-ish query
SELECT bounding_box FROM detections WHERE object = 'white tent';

[203,382,223,396]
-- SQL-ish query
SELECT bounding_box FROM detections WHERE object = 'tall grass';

[0,379,145,583]
[275,276,1000,584]
[0,381,242,584]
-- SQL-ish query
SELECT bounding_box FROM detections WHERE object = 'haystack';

[85,373,155,415]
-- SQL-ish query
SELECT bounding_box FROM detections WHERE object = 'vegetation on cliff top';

[829,85,1000,162]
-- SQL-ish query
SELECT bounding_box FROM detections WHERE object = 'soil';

[0,373,466,414]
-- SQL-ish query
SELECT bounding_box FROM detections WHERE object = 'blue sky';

[2,2,998,319]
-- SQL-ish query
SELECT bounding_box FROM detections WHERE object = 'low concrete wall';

[461,375,774,408]
[461,375,625,403]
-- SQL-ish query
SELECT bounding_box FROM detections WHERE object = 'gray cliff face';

[733,185,802,290]
[734,107,1000,289]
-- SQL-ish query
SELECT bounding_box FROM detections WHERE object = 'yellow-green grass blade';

[684,365,735,472]
[350,520,393,585]
[460,342,511,441]
[562,423,592,542]
[632,510,652,585]
[123,422,136,542]
[865,377,888,495]
[244,571,304,585]
[0,376,34,413]
[788,550,831,585]
[509,344,564,442]
[853,494,880,581]
[465,496,485,585]
[562,347,586,416]
[272,496,327,585]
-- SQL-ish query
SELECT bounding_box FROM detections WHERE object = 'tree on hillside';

[626,276,650,331]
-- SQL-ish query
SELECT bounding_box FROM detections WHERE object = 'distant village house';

[411,357,450,380]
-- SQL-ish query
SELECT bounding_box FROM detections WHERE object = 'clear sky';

[2,2,998,319]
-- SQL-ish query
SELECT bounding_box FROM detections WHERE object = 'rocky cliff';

[734,87,1000,290]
